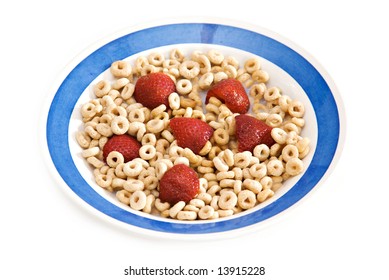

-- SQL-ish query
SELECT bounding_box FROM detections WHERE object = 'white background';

[1,0,388,279]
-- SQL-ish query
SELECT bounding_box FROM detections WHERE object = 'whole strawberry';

[206,78,250,114]
[102,134,141,162]
[133,72,176,109]
[169,117,214,154]
[235,114,275,152]
[159,164,200,204]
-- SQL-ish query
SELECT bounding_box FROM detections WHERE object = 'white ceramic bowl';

[43,18,345,238]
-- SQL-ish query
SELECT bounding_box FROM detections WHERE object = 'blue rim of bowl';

[46,22,340,234]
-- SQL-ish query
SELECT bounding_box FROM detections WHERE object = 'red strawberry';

[133,72,176,109]
[235,114,275,152]
[169,117,214,154]
[102,134,141,163]
[159,164,200,204]
[206,78,250,114]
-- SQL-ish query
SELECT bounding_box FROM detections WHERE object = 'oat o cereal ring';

[112,77,130,90]
[179,60,200,79]
[257,189,274,203]
[223,64,238,78]
[198,72,214,89]
[155,198,170,212]
[237,190,256,209]
[111,116,129,135]
[243,178,263,194]
[110,60,132,78]
[198,205,214,220]
[207,49,224,65]
[217,209,234,218]
[213,156,229,172]
[146,119,165,133]
[168,92,180,110]
[288,100,305,118]
[218,191,238,210]
[252,69,269,83]
[147,52,164,66]
[282,144,299,162]
[155,161,168,179]
[285,157,304,176]
[267,159,284,176]
[94,80,111,97]
[279,95,292,112]
[81,102,98,119]
[234,152,251,168]
[139,144,156,160]
[116,190,131,205]
[141,133,157,146]
[244,58,261,73]
[81,146,100,158]
[249,163,267,179]
[106,151,124,168]
[213,128,229,145]
[264,87,281,101]
[260,176,273,190]
[271,128,288,144]
[129,190,147,210]
[96,123,113,137]
[216,171,235,181]
[213,71,228,83]
[170,48,185,62]
[123,179,144,192]
[95,173,113,189]
[177,211,197,221]
[123,160,143,177]
[169,201,186,219]
[196,54,212,74]
[176,79,193,95]
[222,56,239,69]
[163,59,180,69]
[128,108,146,123]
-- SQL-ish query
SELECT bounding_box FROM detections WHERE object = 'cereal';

[139,144,156,160]
[288,100,305,118]
[207,50,224,65]
[129,190,147,210]
[267,158,284,176]
[169,201,186,218]
[111,60,132,78]
[285,157,304,176]
[218,191,238,210]
[123,179,144,192]
[94,80,111,98]
[244,58,261,73]
[123,160,143,177]
[106,151,124,168]
[257,189,274,203]
[237,190,256,209]
[76,48,310,221]
[179,60,200,79]
[177,210,197,221]
[243,179,262,194]
[198,205,215,220]
[168,92,180,110]
[282,144,299,162]
[116,190,131,205]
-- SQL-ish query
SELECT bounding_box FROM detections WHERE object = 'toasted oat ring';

[179,60,200,79]
[237,190,256,209]
[110,60,132,78]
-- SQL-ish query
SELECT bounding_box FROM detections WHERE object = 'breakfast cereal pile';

[75,48,310,221]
